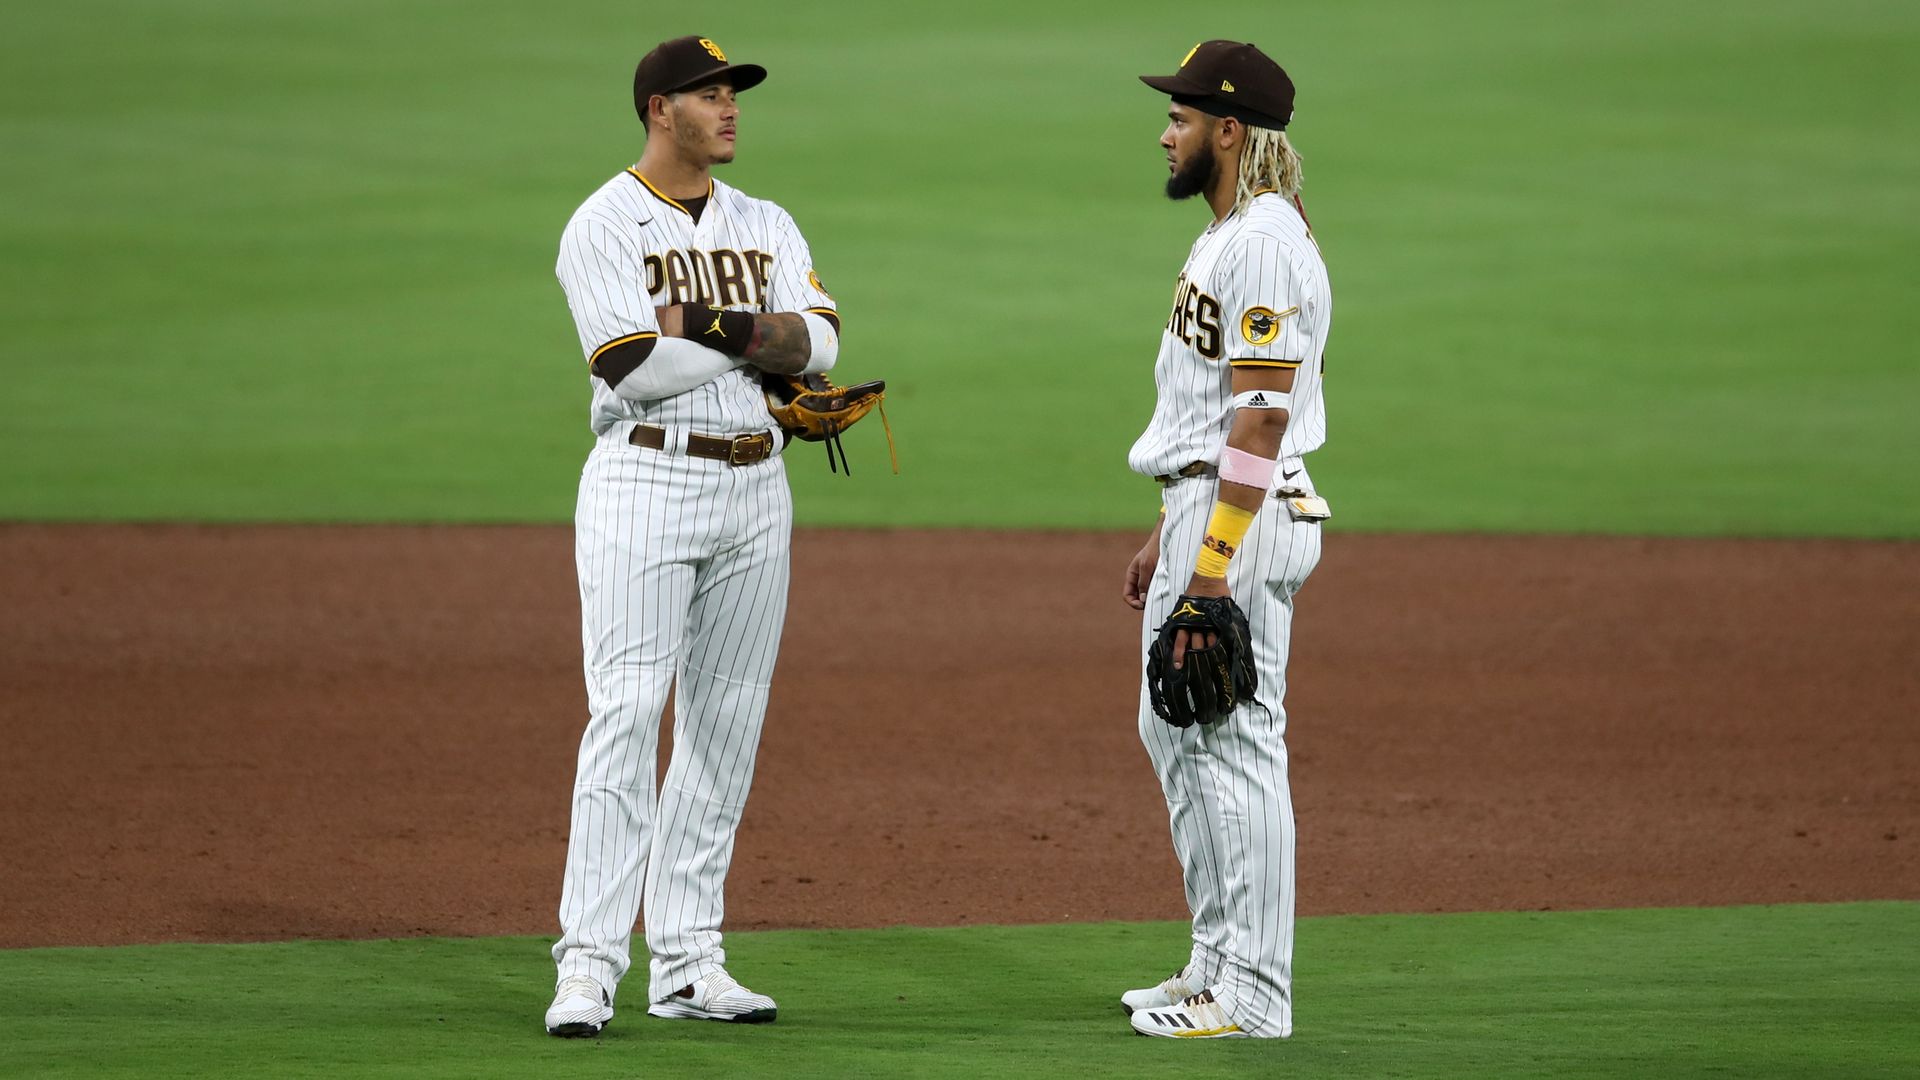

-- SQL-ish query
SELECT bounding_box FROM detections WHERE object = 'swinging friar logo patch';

[1241,304,1299,346]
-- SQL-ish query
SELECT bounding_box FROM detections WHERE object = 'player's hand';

[1122,520,1165,609]
[1170,574,1231,669]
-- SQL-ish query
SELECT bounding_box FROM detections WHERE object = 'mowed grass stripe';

[2,903,1914,1078]
[1,1,1916,535]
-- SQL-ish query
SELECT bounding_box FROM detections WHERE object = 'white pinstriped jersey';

[556,169,838,437]
[1128,192,1330,481]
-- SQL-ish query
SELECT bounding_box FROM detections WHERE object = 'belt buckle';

[729,433,768,466]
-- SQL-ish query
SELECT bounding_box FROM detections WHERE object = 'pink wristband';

[1219,446,1278,489]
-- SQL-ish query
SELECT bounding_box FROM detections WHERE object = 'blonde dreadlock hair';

[1231,124,1302,215]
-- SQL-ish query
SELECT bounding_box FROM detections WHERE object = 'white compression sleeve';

[799,312,840,375]
[611,336,746,402]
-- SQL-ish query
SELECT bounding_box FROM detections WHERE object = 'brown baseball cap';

[633,35,767,121]
[1141,40,1294,131]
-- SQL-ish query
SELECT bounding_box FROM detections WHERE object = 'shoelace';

[556,975,604,1002]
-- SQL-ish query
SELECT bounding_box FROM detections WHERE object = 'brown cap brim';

[1140,73,1209,97]
[666,63,768,95]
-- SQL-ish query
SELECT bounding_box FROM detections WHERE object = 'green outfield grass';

[2,1,1915,534]
[2,903,1915,1078]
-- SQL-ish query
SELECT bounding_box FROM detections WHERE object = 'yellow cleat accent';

[1173,1024,1242,1037]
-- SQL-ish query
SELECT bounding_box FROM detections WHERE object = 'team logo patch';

[698,38,726,61]
[808,269,830,297]
[1241,305,1298,346]
[1242,307,1279,345]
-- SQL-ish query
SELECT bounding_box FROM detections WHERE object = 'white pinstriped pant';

[554,431,792,1003]
[1140,468,1322,1038]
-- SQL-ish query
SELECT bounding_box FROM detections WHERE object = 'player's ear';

[1216,116,1241,153]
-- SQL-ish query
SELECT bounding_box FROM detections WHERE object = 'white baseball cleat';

[647,970,778,1024]
[1129,989,1249,1039]
[1120,968,1201,1015]
[545,974,614,1038]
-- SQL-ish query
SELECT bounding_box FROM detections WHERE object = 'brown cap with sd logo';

[633,36,768,121]
[1140,40,1294,131]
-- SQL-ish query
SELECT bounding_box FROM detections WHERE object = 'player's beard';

[1165,148,1217,201]
[673,115,735,166]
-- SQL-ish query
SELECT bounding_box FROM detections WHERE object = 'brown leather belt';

[629,424,774,466]
[1154,461,1217,485]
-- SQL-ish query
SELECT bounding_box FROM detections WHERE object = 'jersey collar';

[625,168,714,218]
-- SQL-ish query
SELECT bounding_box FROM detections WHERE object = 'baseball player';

[543,34,840,1038]
[1119,40,1331,1039]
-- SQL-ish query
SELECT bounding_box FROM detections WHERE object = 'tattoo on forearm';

[745,313,811,374]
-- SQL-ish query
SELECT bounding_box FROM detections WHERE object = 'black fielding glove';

[1146,593,1258,728]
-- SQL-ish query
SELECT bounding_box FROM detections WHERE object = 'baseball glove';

[1146,593,1259,728]
[761,372,896,475]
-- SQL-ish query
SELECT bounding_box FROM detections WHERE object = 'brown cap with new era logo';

[633,36,768,121]
[1141,40,1295,131]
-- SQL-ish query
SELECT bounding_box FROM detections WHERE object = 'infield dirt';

[1,525,1914,948]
